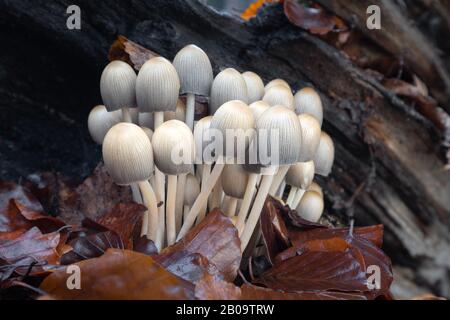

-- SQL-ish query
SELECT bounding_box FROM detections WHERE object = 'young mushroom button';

[210,68,249,114]
[294,87,324,126]
[313,131,335,177]
[263,85,294,109]
[242,71,265,103]
[87,105,122,145]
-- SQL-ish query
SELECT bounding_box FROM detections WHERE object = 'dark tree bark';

[1,0,450,298]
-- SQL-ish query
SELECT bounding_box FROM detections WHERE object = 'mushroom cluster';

[87,44,334,253]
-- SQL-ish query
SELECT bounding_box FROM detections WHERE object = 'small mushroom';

[221,164,249,217]
[298,113,321,162]
[87,105,122,145]
[308,181,323,196]
[152,120,195,246]
[295,191,324,222]
[100,60,137,122]
[102,123,159,249]
[242,71,265,103]
[241,105,301,250]
[173,44,213,130]
[164,99,186,122]
[249,100,270,120]
[294,87,323,126]
[210,68,249,114]
[262,85,294,109]
[265,78,291,92]
[285,161,315,208]
[313,131,335,176]
[178,100,255,240]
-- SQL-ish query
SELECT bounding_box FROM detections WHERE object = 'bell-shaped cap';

[249,100,270,121]
[308,181,323,196]
[210,100,255,161]
[265,78,290,92]
[210,68,248,114]
[263,85,294,109]
[256,105,302,166]
[100,60,137,112]
[295,191,324,222]
[173,44,213,96]
[222,164,249,199]
[313,131,334,176]
[102,123,154,185]
[286,161,315,189]
[151,120,195,175]
[294,87,323,126]
[88,105,122,145]
[136,57,180,113]
[298,114,321,162]
[242,71,265,103]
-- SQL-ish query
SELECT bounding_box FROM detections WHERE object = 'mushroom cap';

[294,87,323,126]
[184,174,201,206]
[265,78,291,92]
[100,60,137,112]
[193,116,213,164]
[210,68,249,114]
[262,85,294,109]
[256,105,302,166]
[313,131,334,177]
[138,112,154,130]
[249,100,271,121]
[173,44,213,96]
[221,164,249,199]
[151,120,195,175]
[164,99,186,122]
[136,57,180,113]
[307,181,323,196]
[88,105,122,145]
[141,126,154,141]
[102,123,154,185]
[210,100,255,161]
[286,161,315,189]
[298,114,321,162]
[242,71,265,103]
[295,191,324,222]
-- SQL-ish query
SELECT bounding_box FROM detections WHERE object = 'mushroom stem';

[223,196,238,217]
[153,111,166,249]
[177,161,225,240]
[137,180,160,250]
[269,165,290,195]
[240,173,275,251]
[166,175,178,246]
[286,186,298,207]
[183,205,190,221]
[175,173,187,233]
[186,93,195,131]
[277,180,287,198]
[122,107,132,123]
[209,178,224,210]
[236,173,258,235]
[292,189,306,209]
[131,184,143,204]
[196,164,211,224]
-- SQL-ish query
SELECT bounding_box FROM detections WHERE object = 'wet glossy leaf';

[40,249,195,300]
[160,209,241,282]
[0,227,62,276]
[133,236,158,256]
[195,274,241,300]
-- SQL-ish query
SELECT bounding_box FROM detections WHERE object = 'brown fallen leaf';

[40,249,195,300]
[58,163,133,225]
[284,0,347,35]
[195,274,241,300]
[0,227,62,276]
[159,209,241,282]
[108,35,158,71]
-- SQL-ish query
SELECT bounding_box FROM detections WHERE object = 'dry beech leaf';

[108,35,159,71]
[241,284,367,300]
[284,0,347,35]
[159,209,241,282]
[195,274,241,300]
[40,249,195,300]
[58,164,133,225]
[0,227,62,276]
[255,238,368,293]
